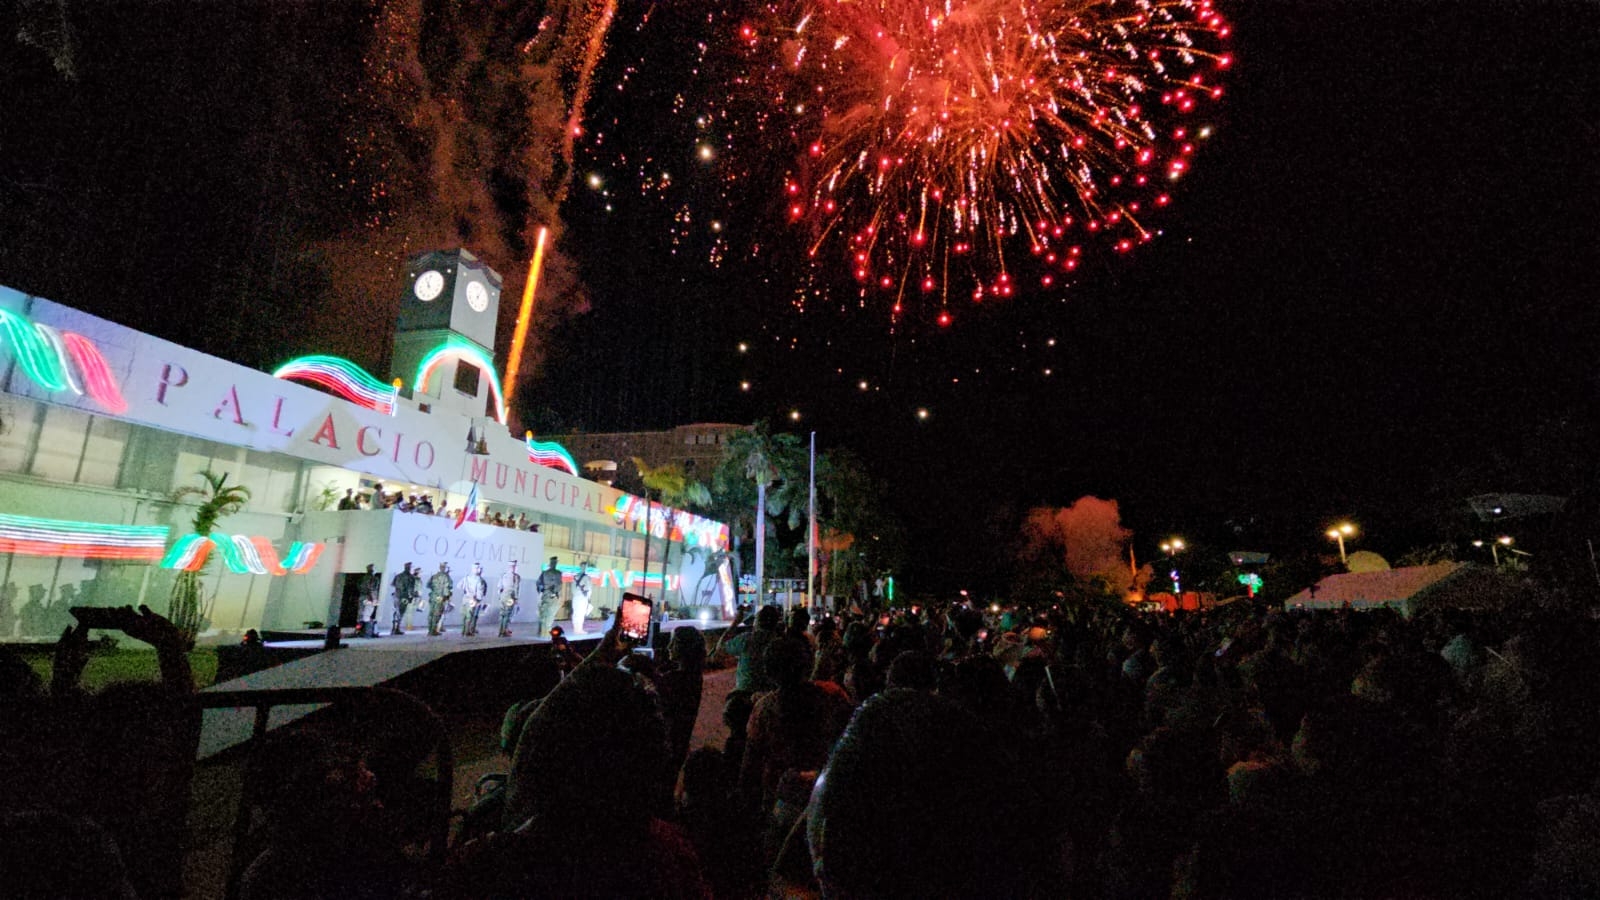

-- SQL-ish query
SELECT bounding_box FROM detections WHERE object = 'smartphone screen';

[619,592,653,642]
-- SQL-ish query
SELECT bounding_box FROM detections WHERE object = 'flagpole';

[807,431,817,610]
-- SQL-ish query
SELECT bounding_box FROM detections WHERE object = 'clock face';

[414,270,445,302]
[466,280,490,312]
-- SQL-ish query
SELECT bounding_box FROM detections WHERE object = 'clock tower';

[393,248,504,418]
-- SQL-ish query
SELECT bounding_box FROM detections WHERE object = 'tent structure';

[1284,561,1522,617]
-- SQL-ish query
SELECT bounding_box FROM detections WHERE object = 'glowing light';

[0,513,168,561]
[415,338,508,422]
[0,305,129,412]
[160,533,325,575]
[524,431,579,475]
[273,355,398,415]
[504,225,549,404]
[746,0,1232,317]
[160,534,213,572]
[916,408,930,420]
[611,495,730,549]
[0,308,66,390]
[60,332,129,414]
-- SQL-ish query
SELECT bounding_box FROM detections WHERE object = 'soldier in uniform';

[536,556,564,636]
[497,560,521,637]
[458,562,488,636]
[390,562,419,635]
[569,561,594,635]
[357,564,381,637]
[426,562,455,636]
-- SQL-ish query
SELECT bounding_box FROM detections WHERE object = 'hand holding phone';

[70,605,139,631]
[618,592,653,643]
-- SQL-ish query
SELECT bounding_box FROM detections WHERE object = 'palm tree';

[714,423,805,603]
[168,470,251,648]
[632,458,711,611]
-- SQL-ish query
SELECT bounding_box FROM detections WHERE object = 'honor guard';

[497,561,521,637]
[570,561,594,635]
[458,563,488,636]
[536,556,564,636]
[357,564,381,637]
[426,563,455,636]
[390,562,419,635]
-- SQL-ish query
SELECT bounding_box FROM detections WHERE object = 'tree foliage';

[815,448,907,596]
[711,422,806,549]
[168,470,251,648]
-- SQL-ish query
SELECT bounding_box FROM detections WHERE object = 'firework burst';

[743,0,1232,323]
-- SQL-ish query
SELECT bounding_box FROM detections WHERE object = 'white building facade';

[0,268,732,641]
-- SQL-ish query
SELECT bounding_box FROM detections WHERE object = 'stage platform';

[196,618,731,760]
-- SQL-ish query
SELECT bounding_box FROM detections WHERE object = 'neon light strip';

[0,303,129,413]
[61,332,130,414]
[248,536,286,575]
[0,309,68,390]
[210,534,251,574]
[284,542,325,574]
[415,339,507,422]
[33,325,82,396]
[160,533,325,575]
[525,435,578,475]
[0,513,168,561]
[273,355,398,416]
[611,496,729,549]
[160,534,213,571]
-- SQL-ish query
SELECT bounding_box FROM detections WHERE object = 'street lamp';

[1326,523,1356,564]
[1160,538,1185,594]
[1473,536,1514,567]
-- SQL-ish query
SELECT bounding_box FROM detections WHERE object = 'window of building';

[453,361,481,397]
[542,522,572,551]
[77,417,131,487]
[0,402,42,475]
[30,404,90,482]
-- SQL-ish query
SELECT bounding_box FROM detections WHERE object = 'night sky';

[3,1,1597,591]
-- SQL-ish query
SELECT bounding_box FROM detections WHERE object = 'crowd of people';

[338,482,538,532]
[234,592,1600,898]
[8,591,1600,897]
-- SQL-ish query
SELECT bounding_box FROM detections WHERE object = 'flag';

[454,482,480,529]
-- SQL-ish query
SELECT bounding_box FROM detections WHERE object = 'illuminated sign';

[273,355,398,416]
[160,533,325,575]
[610,495,729,549]
[525,432,578,475]
[415,338,506,422]
[0,308,129,414]
[0,513,167,561]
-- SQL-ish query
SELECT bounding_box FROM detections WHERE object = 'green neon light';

[415,338,507,422]
[0,308,68,391]
[273,355,395,396]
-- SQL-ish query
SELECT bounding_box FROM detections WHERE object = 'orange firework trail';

[557,0,618,206]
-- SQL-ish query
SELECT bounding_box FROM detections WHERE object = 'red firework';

[745,0,1232,321]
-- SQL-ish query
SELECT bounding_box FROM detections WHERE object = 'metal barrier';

[195,686,455,900]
